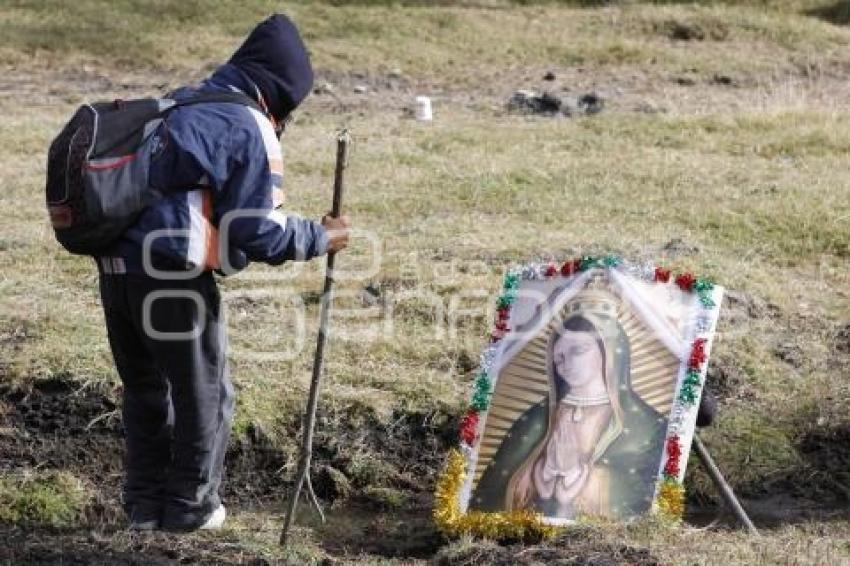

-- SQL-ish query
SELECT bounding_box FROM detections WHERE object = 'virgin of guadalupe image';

[469,285,667,521]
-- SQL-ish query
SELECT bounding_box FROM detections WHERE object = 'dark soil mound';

[0,377,458,562]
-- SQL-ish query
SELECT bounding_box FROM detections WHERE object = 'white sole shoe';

[199,504,226,530]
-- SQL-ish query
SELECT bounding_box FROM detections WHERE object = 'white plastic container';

[415,95,433,121]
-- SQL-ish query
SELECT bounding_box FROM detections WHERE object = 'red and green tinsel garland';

[657,435,686,521]
[679,338,708,406]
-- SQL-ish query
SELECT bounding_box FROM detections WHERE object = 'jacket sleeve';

[152,103,329,265]
[215,150,329,265]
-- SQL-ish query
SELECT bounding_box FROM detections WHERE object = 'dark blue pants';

[99,272,234,531]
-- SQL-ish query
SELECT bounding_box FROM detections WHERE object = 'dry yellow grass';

[0,1,848,563]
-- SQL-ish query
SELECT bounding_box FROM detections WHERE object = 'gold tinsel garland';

[433,449,559,541]
[656,478,686,521]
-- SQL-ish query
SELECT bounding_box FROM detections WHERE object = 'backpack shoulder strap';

[165,91,264,114]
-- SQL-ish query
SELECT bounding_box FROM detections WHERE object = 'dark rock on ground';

[507,90,566,116]
[578,92,604,115]
[359,282,383,307]
[508,90,604,117]
[543,70,556,81]
[661,237,699,258]
[668,21,707,41]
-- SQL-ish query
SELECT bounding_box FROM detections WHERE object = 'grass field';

[0,0,848,563]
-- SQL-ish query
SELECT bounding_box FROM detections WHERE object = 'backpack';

[45,92,262,255]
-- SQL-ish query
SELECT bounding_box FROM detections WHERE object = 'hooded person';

[223,13,314,132]
[95,15,351,532]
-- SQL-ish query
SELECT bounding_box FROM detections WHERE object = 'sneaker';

[199,504,226,530]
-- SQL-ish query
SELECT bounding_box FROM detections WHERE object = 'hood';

[226,14,314,122]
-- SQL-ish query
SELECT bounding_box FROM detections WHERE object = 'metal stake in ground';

[280,130,351,546]
[692,434,759,535]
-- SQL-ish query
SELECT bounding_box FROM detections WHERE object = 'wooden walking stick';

[280,130,350,546]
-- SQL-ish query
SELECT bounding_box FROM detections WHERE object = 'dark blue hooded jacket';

[97,14,327,276]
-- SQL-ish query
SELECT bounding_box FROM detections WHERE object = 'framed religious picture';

[435,256,724,539]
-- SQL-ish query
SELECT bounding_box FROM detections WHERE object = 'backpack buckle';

[48,205,73,228]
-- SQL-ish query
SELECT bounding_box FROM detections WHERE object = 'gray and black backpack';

[46,92,260,255]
